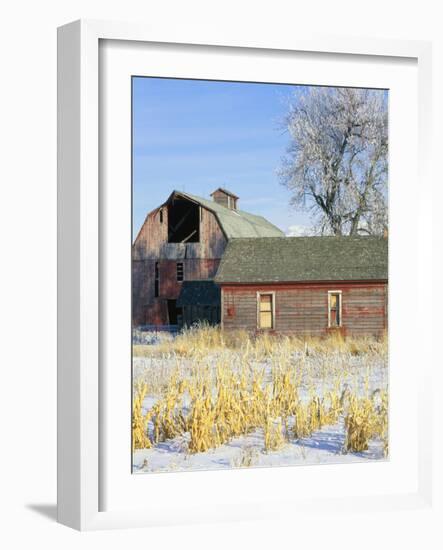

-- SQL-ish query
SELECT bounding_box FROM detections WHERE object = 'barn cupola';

[210,187,239,210]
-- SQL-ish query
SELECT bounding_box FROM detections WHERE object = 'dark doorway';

[167,299,183,325]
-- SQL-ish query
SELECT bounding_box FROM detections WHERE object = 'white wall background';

[0,1,441,547]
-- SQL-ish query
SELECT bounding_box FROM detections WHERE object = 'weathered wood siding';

[221,282,387,337]
[132,202,226,325]
[133,204,226,260]
[133,258,222,325]
[133,207,168,260]
[211,189,237,210]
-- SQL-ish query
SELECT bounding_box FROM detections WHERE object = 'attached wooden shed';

[176,280,221,327]
[214,236,388,337]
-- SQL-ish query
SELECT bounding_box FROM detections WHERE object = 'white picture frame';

[57,19,434,531]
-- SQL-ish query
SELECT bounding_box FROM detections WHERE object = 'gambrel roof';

[171,191,285,239]
[215,236,388,284]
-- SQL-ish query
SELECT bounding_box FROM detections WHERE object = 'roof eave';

[215,278,389,285]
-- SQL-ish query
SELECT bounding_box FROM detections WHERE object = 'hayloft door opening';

[168,198,200,243]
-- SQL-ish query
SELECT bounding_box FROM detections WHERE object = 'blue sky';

[132,77,313,240]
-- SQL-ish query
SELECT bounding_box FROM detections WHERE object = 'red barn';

[132,188,284,326]
[214,236,388,337]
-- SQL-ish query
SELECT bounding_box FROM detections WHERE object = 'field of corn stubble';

[132,325,388,473]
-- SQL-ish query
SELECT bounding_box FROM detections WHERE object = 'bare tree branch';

[279,87,388,236]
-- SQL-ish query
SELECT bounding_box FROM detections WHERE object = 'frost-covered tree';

[279,87,388,236]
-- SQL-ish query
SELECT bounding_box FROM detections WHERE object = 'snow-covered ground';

[132,335,388,474]
[133,423,385,474]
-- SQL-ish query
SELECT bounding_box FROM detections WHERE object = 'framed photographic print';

[57,20,433,530]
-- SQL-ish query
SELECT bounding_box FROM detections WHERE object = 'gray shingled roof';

[214,236,388,284]
[174,191,285,239]
[176,281,221,306]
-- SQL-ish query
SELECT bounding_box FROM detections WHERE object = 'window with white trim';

[328,291,342,327]
[258,293,274,329]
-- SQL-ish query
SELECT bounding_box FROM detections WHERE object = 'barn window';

[328,291,342,327]
[159,209,163,223]
[176,262,184,282]
[154,262,160,298]
[258,293,274,329]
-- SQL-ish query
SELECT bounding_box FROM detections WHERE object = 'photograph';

[131,76,389,474]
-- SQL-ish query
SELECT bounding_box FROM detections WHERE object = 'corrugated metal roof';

[214,236,388,284]
[174,191,285,239]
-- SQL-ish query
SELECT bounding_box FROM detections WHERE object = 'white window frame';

[256,291,276,330]
[328,290,342,328]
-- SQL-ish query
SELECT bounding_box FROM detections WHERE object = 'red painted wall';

[221,281,387,337]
